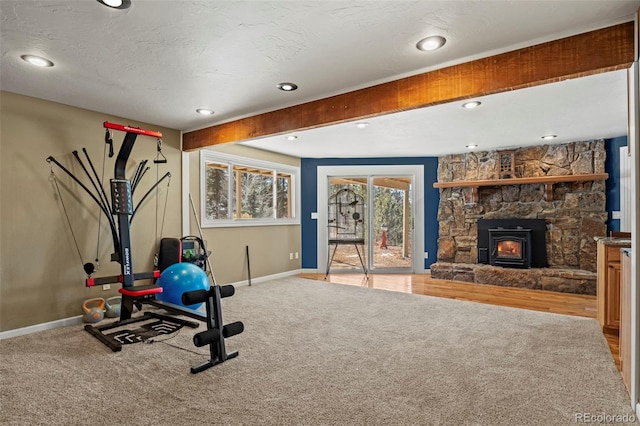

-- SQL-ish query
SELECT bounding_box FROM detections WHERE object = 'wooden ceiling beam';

[183,21,635,151]
[329,177,411,190]
[372,177,411,191]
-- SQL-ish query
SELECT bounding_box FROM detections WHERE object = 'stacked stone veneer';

[430,140,607,295]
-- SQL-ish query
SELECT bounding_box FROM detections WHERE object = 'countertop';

[594,236,632,246]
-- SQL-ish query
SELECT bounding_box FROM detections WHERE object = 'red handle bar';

[104,121,163,138]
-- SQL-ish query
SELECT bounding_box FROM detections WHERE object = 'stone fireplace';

[430,140,607,295]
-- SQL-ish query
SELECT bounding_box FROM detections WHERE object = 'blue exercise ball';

[156,262,209,310]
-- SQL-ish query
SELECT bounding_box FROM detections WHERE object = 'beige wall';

[0,91,182,331]
[0,92,302,332]
[186,143,301,285]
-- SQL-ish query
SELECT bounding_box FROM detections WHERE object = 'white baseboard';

[298,268,430,275]
[0,315,83,340]
[227,269,304,287]
[0,269,306,340]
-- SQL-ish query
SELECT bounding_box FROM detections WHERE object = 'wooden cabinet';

[596,239,631,335]
[605,252,621,330]
[620,248,632,395]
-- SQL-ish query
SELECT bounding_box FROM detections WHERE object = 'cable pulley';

[105,129,114,158]
[84,262,96,276]
[153,138,167,164]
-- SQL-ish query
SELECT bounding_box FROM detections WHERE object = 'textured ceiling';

[1,0,638,157]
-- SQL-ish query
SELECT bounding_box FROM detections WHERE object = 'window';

[276,172,292,219]
[204,161,229,220]
[201,151,299,227]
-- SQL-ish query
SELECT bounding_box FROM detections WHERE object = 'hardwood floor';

[299,272,620,369]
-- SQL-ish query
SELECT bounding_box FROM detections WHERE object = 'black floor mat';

[105,320,183,345]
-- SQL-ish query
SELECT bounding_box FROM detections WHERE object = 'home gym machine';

[47,122,243,373]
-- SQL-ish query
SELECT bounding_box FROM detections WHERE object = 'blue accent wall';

[605,136,627,232]
[300,157,439,270]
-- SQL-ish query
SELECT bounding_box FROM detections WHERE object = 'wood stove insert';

[477,219,548,268]
[488,227,532,268]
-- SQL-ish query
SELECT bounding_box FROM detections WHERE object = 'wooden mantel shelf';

[433,173,608,204]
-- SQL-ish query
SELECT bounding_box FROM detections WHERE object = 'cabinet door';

[621,251,632,395]
[606,263,621,330]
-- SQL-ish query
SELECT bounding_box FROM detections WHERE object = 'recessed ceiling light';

[466,144,478,149]
[416,36,446,51]
[20,55,54,68]
[462,101,481,109]
[97,0,131,9]
[277,82,298,91]
[287,135,298,141]
[541,135,557,140]
[356,122,368,129]
[196,108,214,116]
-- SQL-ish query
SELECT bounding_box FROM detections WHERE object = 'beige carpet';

[0,277,635,425]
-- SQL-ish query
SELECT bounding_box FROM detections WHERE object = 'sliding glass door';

[371,177,412,271]
[325,174,413,273]
[326,177,368,272]
[318,165,424,275]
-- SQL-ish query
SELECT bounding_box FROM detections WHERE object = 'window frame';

[200,150,300,228]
